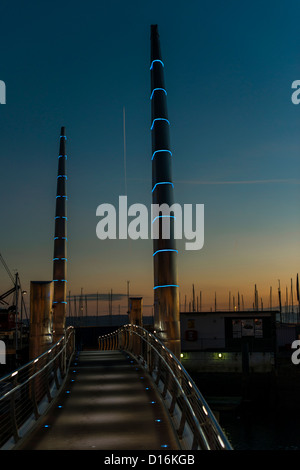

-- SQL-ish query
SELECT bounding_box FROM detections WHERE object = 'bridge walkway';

[17,350,180,450]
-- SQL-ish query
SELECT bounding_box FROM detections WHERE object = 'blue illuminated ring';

[153,284,179,290]
[151,118,170,130]
[153,249,178,256]
[150,59,164,70]
[152,182,174,192]
[152,215,176,224]
[151,150,172,161]
[150,88,167,100]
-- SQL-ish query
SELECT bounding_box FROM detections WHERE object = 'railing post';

[162,370,170,399]
[155,356,161,386]
[146,333,151,372]
[53,360,60,390]
[31,363,40,420]
[169,381,177,416]
[45,352,53,403]
[10,373,19,443]
[177,399,187,440]
[61,336,65,377]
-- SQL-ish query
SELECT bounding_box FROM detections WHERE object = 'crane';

[0,252,28,319]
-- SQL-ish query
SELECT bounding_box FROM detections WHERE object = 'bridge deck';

[18,350,180,450]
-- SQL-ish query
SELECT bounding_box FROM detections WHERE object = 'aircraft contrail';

[123,106,127,196]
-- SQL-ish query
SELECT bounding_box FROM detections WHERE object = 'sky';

[0,0,300,317]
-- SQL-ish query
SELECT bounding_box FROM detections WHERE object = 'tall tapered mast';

[52,126,67,341]
[150,25,180,358]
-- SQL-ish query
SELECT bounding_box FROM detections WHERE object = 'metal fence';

[98,324,232,450]
[0,326,75,450]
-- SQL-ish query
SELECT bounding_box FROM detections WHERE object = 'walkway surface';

[18,350,180,450]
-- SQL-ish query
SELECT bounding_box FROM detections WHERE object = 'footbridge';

[0,325,232,451]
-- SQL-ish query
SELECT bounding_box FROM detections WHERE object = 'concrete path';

[18,350,180,450]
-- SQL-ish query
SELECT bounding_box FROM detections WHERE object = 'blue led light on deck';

[151,118,170,130]
[60,135,67,139]
[151,150,172,161]
[150,88,167,100]
[54,237,68,240]
[152,181,174,192]
[153,249,178,256]
[153,284,179,290]
[150,59,164,70]
[53,258,67,261]
[55,216,67,220]
[58,155,67,159]
[53,279,67,282]
[56,195,67,199]
[152,215,176,224]
[57,175,67,179]
[161,445,168,448]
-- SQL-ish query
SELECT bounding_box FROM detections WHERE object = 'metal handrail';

[98,324,232,450]
[0,326,75,450]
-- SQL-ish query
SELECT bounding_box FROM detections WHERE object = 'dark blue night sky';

[1,0,300,314]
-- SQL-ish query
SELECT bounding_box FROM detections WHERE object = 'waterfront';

[192,359,300,450]
[221,404,300,450]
